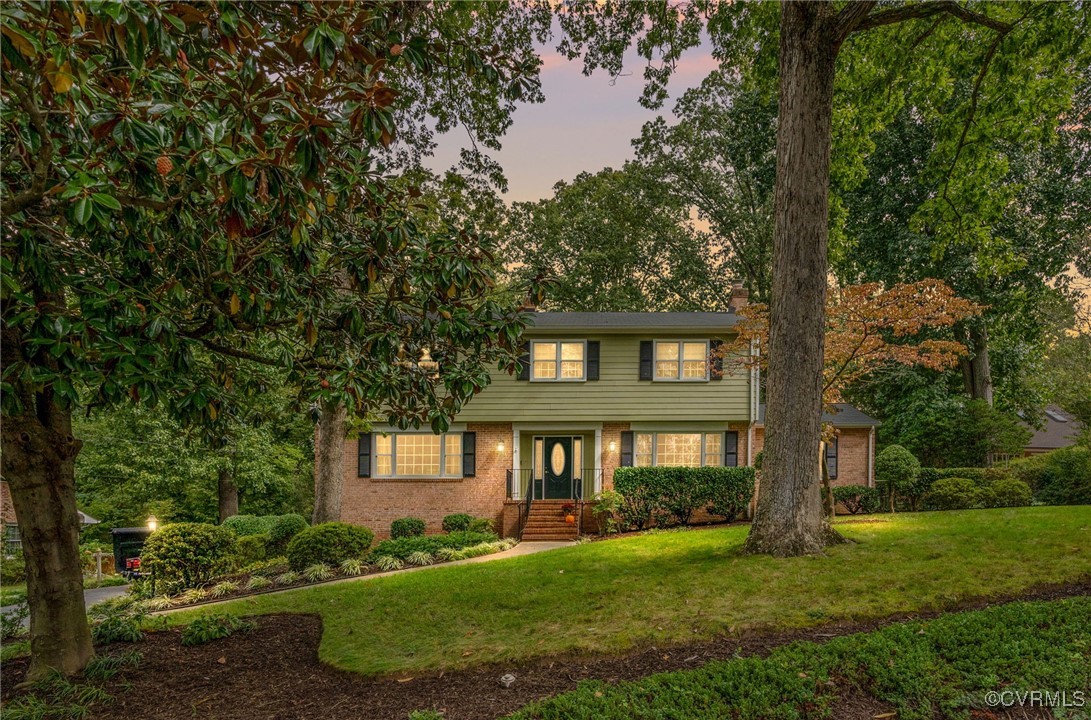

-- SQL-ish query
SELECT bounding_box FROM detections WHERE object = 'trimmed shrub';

[612,466,757,529]
[234,534,268,567]
[221,515,277,537]
[267,514,309,554]
[141,523,236,591]
[442,513,473,532]
[391,517,426,539]
[368,531,497,562]
[875,445,921,512]
[988,477,1033,508]
[468,517,495,534]
[832,485,882,514]
[1007,446,1091,505]
[923,477,981,510]
[286,522,374,571]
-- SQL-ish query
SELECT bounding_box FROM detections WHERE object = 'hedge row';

[612,466,756,530]
[369,530,498,562]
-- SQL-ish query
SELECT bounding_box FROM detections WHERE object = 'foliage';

[510,597,1091,720]
[591,490,623,536]
[390,517,427,539]
[467,518,495,534]
[612,467,756,529]
[875,445,921,512]
[986,478,1034,508]
[91,614,143,645]
[238,558,288,578]
[1,602,29,642]
[1,554,26,584]
[274,571,300,587]
[266,514,309,555]
[286,522,374,571]
[832,486,881,515]
[502,165,726,311]
[923,478,986,511]
[83,651,142,682]
[441,514,473,533]
[245,576,272,592]
[373,555,405,572]
[406,551,435,567]
[209,581,239,599]
[369,531,498,563]
[141,523,236,592]
[727,281,981,404]
[180,614,255,647]
[303,563,335,583]
[234,534,268,567]
[222,515,277,538]
[1,670,112,720]
[339,559,366,577]
[1006,446,1091,506]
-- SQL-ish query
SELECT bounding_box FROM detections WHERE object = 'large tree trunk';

[312,402,347,524]
[745,1,845,556]
[217,466,239,522]
[960,324,994,405]
[1,397,93,678]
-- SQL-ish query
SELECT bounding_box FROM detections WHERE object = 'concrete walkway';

[160,540,574,613]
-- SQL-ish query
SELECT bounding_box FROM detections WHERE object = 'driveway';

[2,583,130,627]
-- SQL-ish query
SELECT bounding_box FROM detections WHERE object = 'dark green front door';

[543,436,573,499]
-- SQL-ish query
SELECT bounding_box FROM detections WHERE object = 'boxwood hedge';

[612,466,755,530]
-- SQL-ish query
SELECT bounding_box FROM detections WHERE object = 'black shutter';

[357,433,372,477]
[517,341,530,381]
[620,431,634,467]
[638,341,653,380]
[586,341,600,381]
[724,431,738,467]
[710,339,724,380]
[825,437,838,479]
[462,432,476,477]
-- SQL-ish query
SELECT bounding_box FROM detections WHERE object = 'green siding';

[456,333,751,423]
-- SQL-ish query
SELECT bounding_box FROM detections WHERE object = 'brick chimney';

[728,283,749,312]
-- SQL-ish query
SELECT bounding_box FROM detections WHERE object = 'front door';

[543,436,573,499]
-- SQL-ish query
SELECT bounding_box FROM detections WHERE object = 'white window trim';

[653,340,710,382]
[530,339,587,382]
[372,432,463,479]
[635,431,723,467]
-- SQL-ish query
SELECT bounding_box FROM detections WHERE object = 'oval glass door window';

[550,442,566,475]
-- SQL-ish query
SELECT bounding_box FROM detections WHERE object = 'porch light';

[146,515,158,532]
[497,440,505,453]
[608,441,617,453]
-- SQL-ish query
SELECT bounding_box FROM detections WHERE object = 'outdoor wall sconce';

[497,441,505,453]
[146,515,158,532]
[608,441,617,452]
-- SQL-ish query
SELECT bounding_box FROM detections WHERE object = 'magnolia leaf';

[45,59,74,93]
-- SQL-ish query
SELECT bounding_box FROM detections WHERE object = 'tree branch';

[854,1,1012,34]
[4,84,54,215]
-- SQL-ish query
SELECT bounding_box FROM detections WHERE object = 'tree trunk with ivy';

[744,1,846,557]
[312,402,347,524]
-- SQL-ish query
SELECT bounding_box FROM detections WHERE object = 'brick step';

[521,533,579,541]
[523,522,578,531]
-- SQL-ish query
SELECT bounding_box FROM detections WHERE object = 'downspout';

[868,427,875,487]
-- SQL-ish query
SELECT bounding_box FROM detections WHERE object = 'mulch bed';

[3,580,1087,720]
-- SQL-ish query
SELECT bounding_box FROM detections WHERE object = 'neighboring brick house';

[0,480,99,555]
[339,308,879,540]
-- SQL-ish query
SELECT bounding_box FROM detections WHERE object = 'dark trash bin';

[111,527,151,579]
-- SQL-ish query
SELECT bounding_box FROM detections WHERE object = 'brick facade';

[340,422,513,539]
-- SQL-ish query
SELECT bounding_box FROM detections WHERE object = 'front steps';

[521,500,580,541]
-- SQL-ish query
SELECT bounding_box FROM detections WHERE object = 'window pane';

[704,433,721,455]
[375,435,392,453]
[534,438,544,479]
[560,361,583,378]
[655,433,702,467]
[656,342,679,360]
[533,360,557,379]
[561,342,584,361]
[395,435,441,476]
[656,361,679,379]
[375,455,393,476]
[635,433,653,467]
[682,360,707,378]
[683,342,707,360]
[444,435,462,476]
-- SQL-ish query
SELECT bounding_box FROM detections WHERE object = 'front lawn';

[177,507,1091,676]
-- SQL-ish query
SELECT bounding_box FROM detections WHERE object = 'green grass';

[509,596,1091,720]
[1,583,27,606]
[173,507,1091,676]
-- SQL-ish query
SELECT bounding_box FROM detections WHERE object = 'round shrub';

[141,523,236,591]
[876,445,921,512]
[988,477,1033,508]
[286,522,374,571]
[221,515,276,537]
[267,514,309,554]
[390,517,426,539]
[234,534,268,567]
[924,477,980,511]
[441,513,473,533]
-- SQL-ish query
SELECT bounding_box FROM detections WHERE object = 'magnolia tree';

[1,1,542,678]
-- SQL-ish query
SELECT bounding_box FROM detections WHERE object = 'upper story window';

[654,340,709,381]
[634,432,723,467]
[531,340,585,381]
[374,433,462,478]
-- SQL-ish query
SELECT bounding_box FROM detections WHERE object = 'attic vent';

[1045,410,1069,423]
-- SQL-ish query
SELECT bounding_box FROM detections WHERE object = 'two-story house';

[339,309,879,540]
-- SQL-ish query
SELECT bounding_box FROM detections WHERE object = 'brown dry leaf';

[217,656,226,664]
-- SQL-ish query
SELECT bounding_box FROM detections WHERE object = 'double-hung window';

[654,341,709,381]
[531,340,585,381]
[373,433,462,478]
[634,432,723,467]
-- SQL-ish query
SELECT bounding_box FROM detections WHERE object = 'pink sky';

[427,40,719,203]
